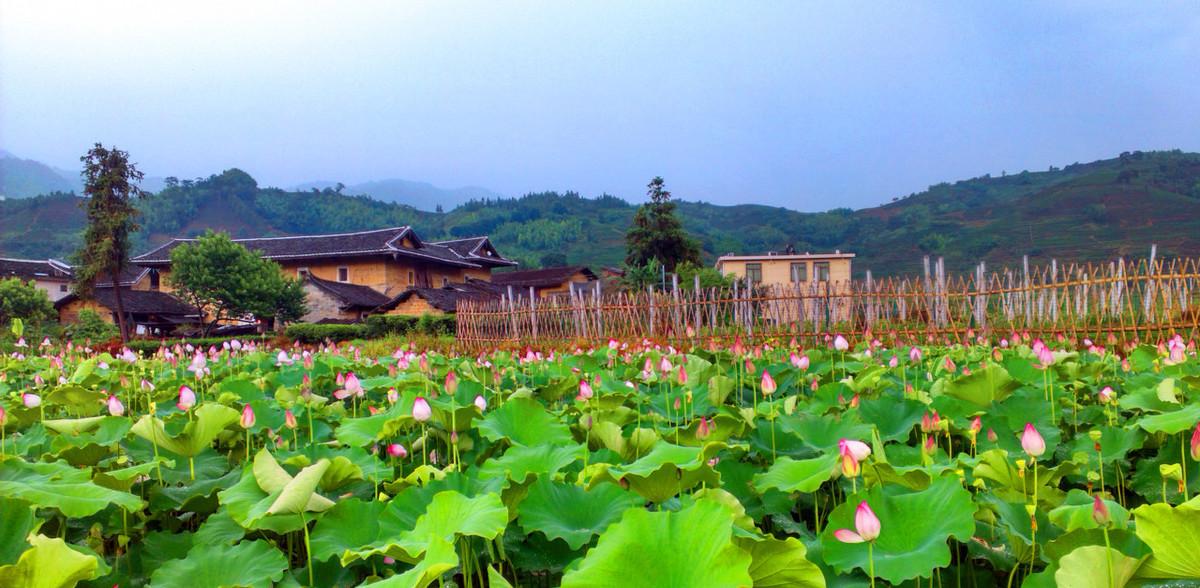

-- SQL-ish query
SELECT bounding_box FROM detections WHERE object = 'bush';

[0,278,56,327]
[363,314,418,338]
[285,323,364,343]
[63,309,120,344]
[416,314,456,336]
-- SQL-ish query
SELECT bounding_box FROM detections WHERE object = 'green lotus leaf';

[396,490,508,557]
[308,498,389,563]
[220,451,335,533]
[478,397,573,447]
[0,534,99,588]
[1132,498,1200,578]
[41,415,107,436]
[43,385,106,415]
[193,509,244,546]
[517,478,642,549]
[736,535,826,588]
[333,402,409,447]
[93,457,175,492]
[753,453,839,494]
[360,538,458,588]
[783,413,874,452]
[0,497,38,566]
[478,443,584,486]
[1136,404,1200,435]
[0,459,142,517]
[857,397,927,442]
[130,403,241,457]
[1055,545,1146,588]
[819,477,975,584]
[148,539,288,588]
[585,441,723,503]
[266,458,332,515]
[560,498,753,588]
[1049,489,1130,532]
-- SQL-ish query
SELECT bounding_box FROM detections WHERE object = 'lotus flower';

[0,405,6,425]
[120,348,138,363]
[14,338,26,348]
[445,371,458,395]
[276,351,294,366]
[834,335,849,351]
[344,373,363,397]
[577,379,594,402]
[1191,422,1200,461]
[106,394,124,416]
[1021,423,1045,457]
[177,386,196,411]
[970,416,982,435]
[761,371,777,395]
[834,501,881,543]
[909,346,923,362]
[659,357,673,374]
[474,394,487,411]
[676,365,688,385]
[839,438,871,461]
[21,393,40,408]
[987,428,998,443]
[412,397,432,422]
[387,387,399,404]
[696,416,711,439]
[240,404,256,428]
[284,409,297,429]
[943,356,957,372]
[1098,386,1115,404]
[387,443,408,458]
[1092,495,1111,526]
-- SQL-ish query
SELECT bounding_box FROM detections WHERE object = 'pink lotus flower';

[474,394,487,411]
[412,397,432,422]
[761,371,777,396]
[834,335,849,351]
[0,405,6,425]
[275,351,294,366]
[284,409,297,429]
[177,386,196,411]
[909,347,923,362]
[344,373,363,397]
[1021,423,1045,457]
[387,443,407,458]
[445,371,458,395]
[13,338,26,348]
[987,428,998,443]
[696,416,711,439]
[1191,422,1200,461]
[659,357,673,374]
[970,416,982,435]
[834,501,881,543]
[888,355,899,368]
[387,387,399,404]
[943,356,957,372]
[839,438,871,461]
[106,394,124,416]
[240,404,256,428]
[1092,495,1111,526]
[1098,386,1115,404]
[577,379,594,402]
[676,366,688,385]
[21,393,40,408]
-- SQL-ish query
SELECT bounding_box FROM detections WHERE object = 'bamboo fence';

[456,253,1200,350]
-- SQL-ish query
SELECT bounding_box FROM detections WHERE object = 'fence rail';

[456,253,1200,349]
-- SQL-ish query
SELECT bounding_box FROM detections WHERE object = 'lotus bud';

[909,346,923,362]
[22,393,40,408]
[761,371,777,396]
[1092,495,1111,526]
[839,438,871,462]
[987,428,998,443]
[744,359,756,374]
[1191,423,1200,461]
[240,404,256,428]
[412,397,432,422]
[1021,423,1045,458]
[888,355,899,368]
[444,371,458,395]
[696,417,711,439]
[577,379,594,401]
[834,501,880,543]
[284,409,297,429]
[107,394,124,416]
[387,443,407,458]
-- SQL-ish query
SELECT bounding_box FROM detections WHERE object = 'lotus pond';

[1,334,1200,587]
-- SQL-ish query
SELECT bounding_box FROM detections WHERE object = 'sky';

[2,2,1199,210]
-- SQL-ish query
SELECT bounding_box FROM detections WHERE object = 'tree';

[539,252,568,268]
[74,144,145,343]
[0,278,55,329]
[168,232,307,335]
[624,177,701,271]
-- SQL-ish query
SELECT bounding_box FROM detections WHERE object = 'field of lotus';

[1,332,1199,587]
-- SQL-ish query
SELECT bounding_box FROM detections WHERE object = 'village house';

[490,265,599,299]
[715,250,856,323]
[1,257,75,302]
[129,227,516,322]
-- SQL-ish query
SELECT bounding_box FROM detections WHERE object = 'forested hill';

[2,150,1199,277]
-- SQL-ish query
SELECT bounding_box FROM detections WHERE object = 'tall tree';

[624,176,701,271]
[74,144,145,342]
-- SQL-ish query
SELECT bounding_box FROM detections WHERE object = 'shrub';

[363,314,419,338]
[416,313,456,336]
[0,278,56,327]
[285,323,364,343]
[64,309,120,344]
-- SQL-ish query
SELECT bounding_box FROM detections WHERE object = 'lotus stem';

[1182,432,1190,501]
[1102,525,1115,588]
[867,541,876,588]
[301,511,314,587]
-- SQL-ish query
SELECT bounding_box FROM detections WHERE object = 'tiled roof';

[375,279,502,313]
[427,237,518,267]
[55,288,200,317]
[305,275,391,309]
[0,258,72,281]
[133,227,514,269]
[490,266,597,289]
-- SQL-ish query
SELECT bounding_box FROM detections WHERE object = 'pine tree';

[624,176,701,271]
[74,144,145,342]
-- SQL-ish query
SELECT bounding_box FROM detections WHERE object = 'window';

[814,262,831,282]
[337,267,349,282]
[297,267,310,278]
[407,270,415,285]
[59,284,68,293]
[149,270,160,290]
[441,276,449,287]
[745,263,763,284]
[790,262,807,283]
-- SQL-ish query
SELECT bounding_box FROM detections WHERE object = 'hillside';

[2,150,1199,277]
[292,179,506,212]
[0,152,80,198]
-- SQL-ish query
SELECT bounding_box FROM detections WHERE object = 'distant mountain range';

[0,149,168,198]
[1,149,1198,277]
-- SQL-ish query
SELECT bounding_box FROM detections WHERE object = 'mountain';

[0,151,81,198]
[1,150,1198,277]
[0,150,168,199]
[291,179,505,211]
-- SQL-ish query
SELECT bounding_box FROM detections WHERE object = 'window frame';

[297,267,310,278]
[744,263,763,284]
[337,266,349,282]
[814,261,831,282]
[790,262,807,283]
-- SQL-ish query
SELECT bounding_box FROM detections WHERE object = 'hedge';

[284,323,364,343]
[363,315,419,338]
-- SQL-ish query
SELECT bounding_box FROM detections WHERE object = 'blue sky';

[2,2,1198,209]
